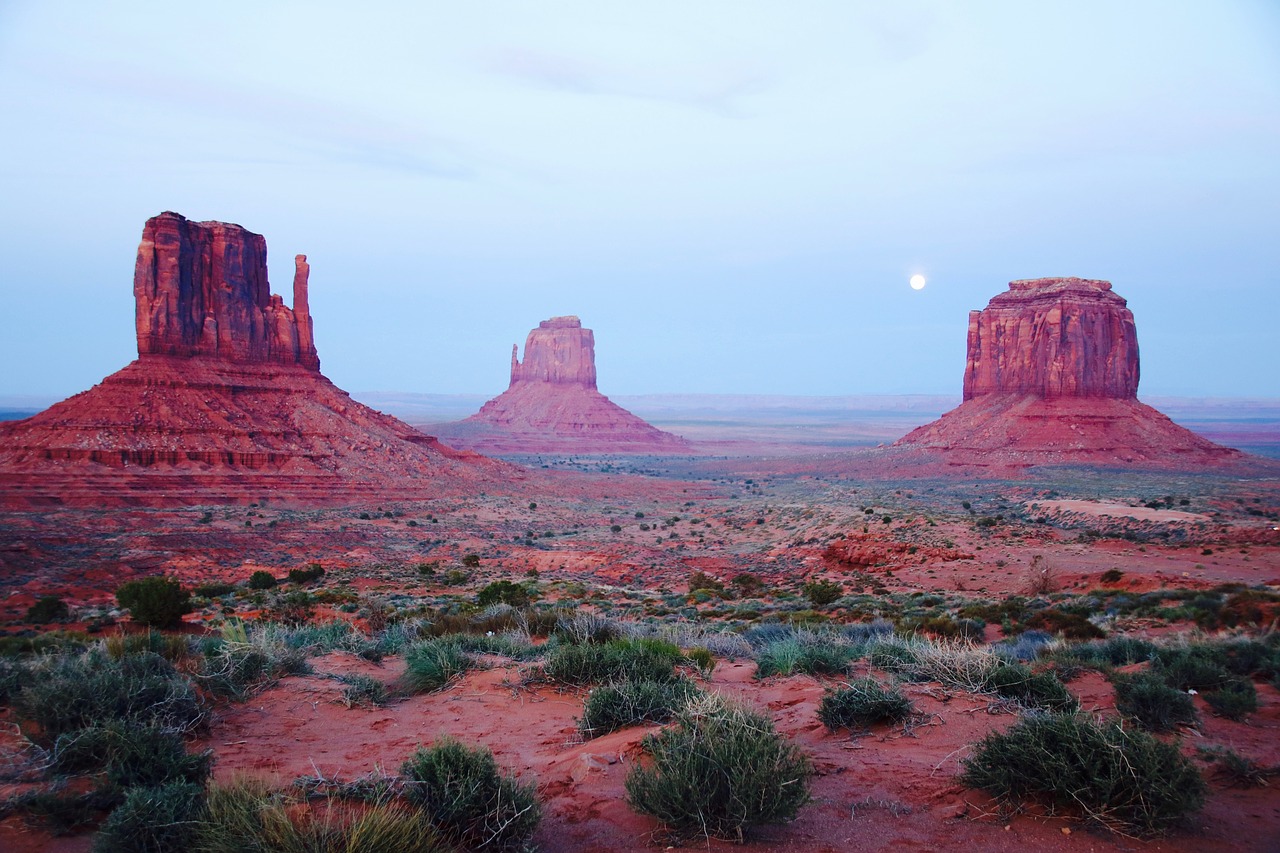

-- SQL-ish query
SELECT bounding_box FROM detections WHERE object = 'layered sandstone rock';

[433,316,689,454]
[0,213,514,507]
[896,277,1241,467]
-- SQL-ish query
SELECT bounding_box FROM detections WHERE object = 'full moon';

[909,274,927,290]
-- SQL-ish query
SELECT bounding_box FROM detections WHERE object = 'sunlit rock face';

[436,316,690,454]
[895,277,1240,467]
[0,212,514,507]
[963,277,1139,400]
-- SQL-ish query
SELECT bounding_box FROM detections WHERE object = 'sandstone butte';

[894,277,1243,467]
[0,212,515,508]
[432,316,691,454]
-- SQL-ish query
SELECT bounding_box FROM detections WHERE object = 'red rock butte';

[0,212,514,508]
[433,316,690,454]
[895,277,1242,467]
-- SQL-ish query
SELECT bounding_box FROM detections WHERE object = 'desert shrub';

[196,780,449,853]
[579,679,702,737]
[553,611,621,644]
[841,619,894,643]
[198,637,307,701]
[902,614,985,641]
[802,580,843,608]
[1219,589,1280,627]
[981,663,1078,712]
[461,554,481,569]
[900,639,997,690]
[399,639,474,694]
[1218,637,1280,679]
[475,580,531,608]
[8,789,109,835]
[1099,568,1125,584]
[93,782,204,853]
[104,628,190,663]
[754,638,855,678]
[1021,608,1105,640]
[687,571,725,595]
[287,563,326,585]
[440,631,538,660]
[51,721,211,789]
[115,576,192,629]
[544,638,683,685]
[26,595,70,624]
[340,674,388,708]
[401,737,540,851]
[1151,645,1234,691]
[1204,677,1258,720]
[16,650,205,740]
[818,679,912,732]
[731,573,764,595]
[866,637,922,673]
[193,582,236,598]
[625,694,812,841]
[1113,672,1198,731]
[994,629,1054,662]
[1060,636,1157,668]
[685,646,715,677]
[266,590,315,625]
[247,570,278,590]
[742,623,794,648]
[1198,746,1277,788]
[960,714,1205,836]
[0,657,30,703]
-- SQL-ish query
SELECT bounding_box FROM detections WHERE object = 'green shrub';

[1197,746,1276,788]
[981,663,1078,712]
[687,571,725,594]
[1061,636,1156,668]
[1204,678,1258,720]
[8,789,108,835]
[625,694,812,841]
[461,554,481,568]
[1021,609,1105,640]
[401,737,540,851]
[192,582,236,598]
[93,782,204,853]
[1152,645,1233,691]
[115,577,192,629]
[399,639,474,694]
[51,721,210,788]
[960,714,1205,836]
[1113,672,1198,731]
[475,580,531,608]
[26,595,70,624]
[755,638,855,678]
[287,563,326,585]
[340,674,388,708]
[818,679,912,732]
[544,638,683,685]
[802,580,843,608]
[579,679,702,737]
[247,570,277,590]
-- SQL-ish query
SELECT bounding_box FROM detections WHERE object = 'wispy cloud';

[486,47,769,117]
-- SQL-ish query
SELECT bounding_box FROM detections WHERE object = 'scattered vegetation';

[818,679,913,732]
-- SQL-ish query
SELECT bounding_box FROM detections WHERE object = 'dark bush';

[1204,678,1258,720]
[461,554,481,568]
[1021,609,1105,640]
[961,714,1205,836]
[287,563,326,585]
[399,639,474,694]
[1152,645,1233,692]
[115,577,192,629]
[687,571,726,595]
[1113,672,1198,731]
[340,674,388,708]
[26,595,70,624]
[625,696,812,841]
[818,679,912,732]
[476,580,531,608]
[755,639,855,678]
[579,679,701,737]
[92,782,204,853]
[802,580,843,608]
[1062,636,1157,668]
[51,721,211,788]
[192,582,236,599]
[247,570,277,590]
[401,738,540,851]
[982,663,1078,712]
[545,638,683,685]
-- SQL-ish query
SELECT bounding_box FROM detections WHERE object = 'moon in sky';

[909,274,927,290]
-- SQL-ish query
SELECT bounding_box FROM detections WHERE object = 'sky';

[1,1,1277,400]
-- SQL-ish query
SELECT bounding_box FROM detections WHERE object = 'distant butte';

[433,316,690,454]
[0,212,514,507]
[894,277,1243,467]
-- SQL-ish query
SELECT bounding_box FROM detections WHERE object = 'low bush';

[50,721,211,788]
[625,694,812,841]
[192,582,236,598]
[115,576,192,629]
[340,674,388,708]
[1198,746,1277,788]
[475,580,531,608]
[399,639,474,694]
[401,737,540,851]
[802,580,843,608]
[818,679,912,732]
[287,563,326,585]
[755,638,855,678]
[1113,672,1198,731]
[1059,636,1157,668]
[1021,609,1105,640]
[247,570,277,590]
[93,782,204,853]
[26,595,70,624]
[981,663,1078,712]
[544,638,683,685]
[1204,677,1258,720]
[961,713,1205,836]
[579,679,702,737]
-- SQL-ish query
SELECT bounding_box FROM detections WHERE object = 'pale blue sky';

[1,1,1277,398]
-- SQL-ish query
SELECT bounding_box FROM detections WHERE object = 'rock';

[434,316,690,454]
[895,277,1242,468]
[963,278,1137,400]
[0,212,516,508]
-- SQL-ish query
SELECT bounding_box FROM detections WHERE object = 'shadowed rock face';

[134,212,319,369]
[896,277,1240,467]
[436,316,689,454]
[963,278,1138,400]
[0,212,514,507]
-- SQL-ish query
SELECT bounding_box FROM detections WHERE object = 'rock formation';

[895,277,1242,467]
[432,316,690,454]
[0,212,514,507]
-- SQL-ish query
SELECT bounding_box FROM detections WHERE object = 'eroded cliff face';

[963,278,1138,400]
[133,212,319,370]
[509,316,598,389]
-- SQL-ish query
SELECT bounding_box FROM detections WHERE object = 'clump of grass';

[579,679,702,737]
[754,637,855,678]
[93,781,204,853]
[625,693,812,842]
[1113,672,1198,731]
[818,679,913,732]
[961,713,1205,837]
[398,638,475,694]
[50,721,211,788]
[1203,677,1258,720]
[401,737,540,851]
[1197,746,1278,788]
[980,662,1078,712]
[339,674,388,708]
[544,638,683,685]
[1056,636,1157,668]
